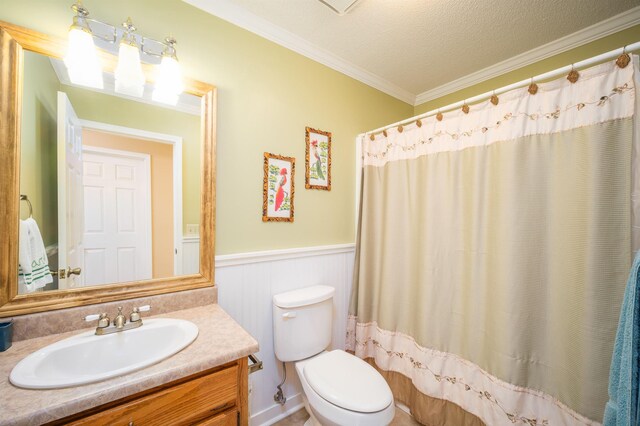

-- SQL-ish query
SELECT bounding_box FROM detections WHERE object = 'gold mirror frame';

[0,21,216,317]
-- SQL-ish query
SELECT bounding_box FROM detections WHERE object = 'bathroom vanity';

[59,360,244,425]
[0,304,258,425]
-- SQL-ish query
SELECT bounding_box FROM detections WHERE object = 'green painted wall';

[61,85,201,233]
[19,50,59,247]
[414,25,640,115]
[1,0,413,255]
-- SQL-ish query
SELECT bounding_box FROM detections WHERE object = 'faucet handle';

[84,313,110,328]
[130,305,151,322]
[84,314,100,322]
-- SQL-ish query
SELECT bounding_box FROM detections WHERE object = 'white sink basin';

[10,318,199,389]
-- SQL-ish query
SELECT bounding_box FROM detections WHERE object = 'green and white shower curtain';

[348,59,639,425]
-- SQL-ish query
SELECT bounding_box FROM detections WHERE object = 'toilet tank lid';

[273,285,335,308]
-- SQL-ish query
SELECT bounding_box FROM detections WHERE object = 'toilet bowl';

[295,350,395,426]
[272,286,395,426]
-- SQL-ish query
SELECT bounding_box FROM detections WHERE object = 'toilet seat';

[295,351,395,426]
[304,350,393,413]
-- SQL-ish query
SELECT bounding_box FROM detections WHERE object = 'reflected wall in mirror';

[0,21,216,317]
[18,50,201,294]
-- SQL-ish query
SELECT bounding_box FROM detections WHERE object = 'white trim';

[82,145,153,280]
[215,243,356,268]
[251,393,304,426]
[78,120,182,145]
[182,0,414,105]
[414,6,640,105]
[80,120,185,275]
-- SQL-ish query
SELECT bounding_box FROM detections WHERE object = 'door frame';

[82,145,153,282]
[79,120,185,275]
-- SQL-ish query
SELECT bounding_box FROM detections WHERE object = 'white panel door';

[82,147,152,286]
[57,92,85,289]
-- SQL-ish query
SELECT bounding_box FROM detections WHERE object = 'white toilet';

[273,285,395,426]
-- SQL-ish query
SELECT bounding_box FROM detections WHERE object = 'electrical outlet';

[186,224,199,235]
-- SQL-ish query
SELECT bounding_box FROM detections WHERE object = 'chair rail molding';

[215,243,356,268]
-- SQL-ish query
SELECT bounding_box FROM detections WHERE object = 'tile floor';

[273,406,422,426]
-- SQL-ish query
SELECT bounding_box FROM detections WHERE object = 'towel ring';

[20,194,33,219]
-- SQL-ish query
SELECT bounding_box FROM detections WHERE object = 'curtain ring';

[382,129,388,138]
[436,109,443,121]
[567,63,579,83]
[528,77,538,95]
[490,90,499,106]
[415,119,422,128]
[369,133,375,141]
[461,101,470,114]
[617,45,631,68]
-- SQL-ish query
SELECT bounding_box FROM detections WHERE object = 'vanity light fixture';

[64,1,104,89]
[114,18,145,98]
[63,1,184,104]
[152,37,184,106]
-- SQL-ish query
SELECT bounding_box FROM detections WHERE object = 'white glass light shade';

[152,55,184,105]
[115,41,145,98]
[64,27,103,89]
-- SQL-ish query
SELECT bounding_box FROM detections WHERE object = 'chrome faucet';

[84,305,151,335]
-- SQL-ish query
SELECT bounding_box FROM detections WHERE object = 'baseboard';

[250,393,304,426]
[396,401,411,415]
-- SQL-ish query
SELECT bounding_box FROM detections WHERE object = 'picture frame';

[263,152,295,222]
[305,127,331,190]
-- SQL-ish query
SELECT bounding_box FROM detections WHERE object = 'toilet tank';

[273,285,335,362]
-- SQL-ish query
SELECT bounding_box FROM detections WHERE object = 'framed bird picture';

[263,152,295,222]
[305,127,331,190]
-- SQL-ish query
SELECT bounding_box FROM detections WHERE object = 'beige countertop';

[0,304,259,426]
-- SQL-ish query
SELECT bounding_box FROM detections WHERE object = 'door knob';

[67,267,82,276]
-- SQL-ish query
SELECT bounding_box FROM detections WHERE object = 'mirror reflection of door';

[82,147,152,285]
[57,92,84,289]
[19,50,200,294]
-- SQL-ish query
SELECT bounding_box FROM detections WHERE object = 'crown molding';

[414,6,640,106]
[182,0,415,104]
[183,0,640,107]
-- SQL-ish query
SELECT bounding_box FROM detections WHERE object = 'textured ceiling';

[190,0,639,100]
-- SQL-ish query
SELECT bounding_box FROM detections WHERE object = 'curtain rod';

[363,41,640,138]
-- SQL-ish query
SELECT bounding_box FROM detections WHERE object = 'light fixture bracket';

[70,1,89,18]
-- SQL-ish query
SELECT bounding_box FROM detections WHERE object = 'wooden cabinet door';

[194,409,237,426]
[69,365,237,426]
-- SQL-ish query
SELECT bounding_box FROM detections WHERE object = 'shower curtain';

[348,59,639,425]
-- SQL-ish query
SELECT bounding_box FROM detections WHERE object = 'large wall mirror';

[0,21,216,317]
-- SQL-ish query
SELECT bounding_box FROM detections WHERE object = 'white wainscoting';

[215,244,356,426]
[181,236,200,275]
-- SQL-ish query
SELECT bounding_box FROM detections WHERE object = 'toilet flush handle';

[282,312,297,319]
